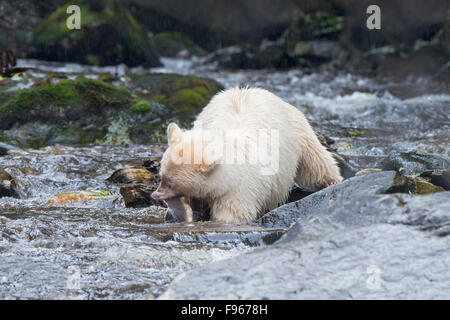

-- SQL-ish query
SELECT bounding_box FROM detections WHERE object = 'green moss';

[130,100,152,114]
[413,177,444,195]
[171,89,208,118]
[86,190,110,196]
[416,151,427,156]
[36,2,97,45]
[131,73,223,120]
[33,0,160,67]
[380,172,445,195]
[0,78,132,129]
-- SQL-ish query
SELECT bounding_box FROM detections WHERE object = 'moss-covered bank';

[0,78,133,129]
[0,72,223,148]
[0,78,157,147]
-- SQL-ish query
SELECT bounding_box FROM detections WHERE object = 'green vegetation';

[131,73,223,120]
[33,0,160,66]
[0,78,157,129]
[381,172,444,195]
[130,100,152,114]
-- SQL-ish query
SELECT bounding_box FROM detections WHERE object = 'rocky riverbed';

[0,56,449,299]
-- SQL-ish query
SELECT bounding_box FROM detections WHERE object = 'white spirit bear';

[152,87,342,222]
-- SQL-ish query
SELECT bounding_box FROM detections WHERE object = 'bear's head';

[151,123,220,202]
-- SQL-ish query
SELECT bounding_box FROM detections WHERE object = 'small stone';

[143,157,161,174]
[0,168,18,198]
[336,141,352,152]
[107,167,154,184]
[119,184,154,208]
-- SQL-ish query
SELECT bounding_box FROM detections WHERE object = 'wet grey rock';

[333,152,356,179]
[378,172,444,195]
[292,40,341,60]
[419,170,450,191]
[161,171,450,299]
[0,143,23,156]
[206,44,296,70]
[382,152,450,175]
[286,184,314,204]
[150,223,286,247]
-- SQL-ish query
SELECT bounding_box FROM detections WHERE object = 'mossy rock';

[0,77,163,147]
[0,73,221,147]
[32,0,161,67]
[382,151,450,175]
[413,177,445,195]
[130,73,223,120]
[0,78,134,129]
[152,32,206,57]
[282,12,344,49]
[380,172,444,195]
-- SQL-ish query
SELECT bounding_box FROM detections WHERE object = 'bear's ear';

[167,123,182,145]
[199,147,220,174]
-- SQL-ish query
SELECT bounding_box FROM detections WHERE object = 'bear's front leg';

[210,197,254,223]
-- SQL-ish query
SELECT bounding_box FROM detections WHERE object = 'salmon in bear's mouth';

[164,197,193,222]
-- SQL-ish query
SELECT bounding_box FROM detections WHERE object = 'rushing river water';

[0,58,449,299]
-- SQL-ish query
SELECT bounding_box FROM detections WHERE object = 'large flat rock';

[161,171,450,299]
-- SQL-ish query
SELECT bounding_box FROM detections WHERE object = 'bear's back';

[194,87,302,131]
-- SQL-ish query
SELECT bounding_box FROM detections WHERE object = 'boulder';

[205,11,345,70]
[382,151,450,175]
[31,0,161,67]
[129,73,223,120]
[161,171,450,299]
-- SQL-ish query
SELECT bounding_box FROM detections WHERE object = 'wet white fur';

[163,87,342,222]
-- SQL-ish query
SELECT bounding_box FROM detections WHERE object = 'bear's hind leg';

[294,139,342,191]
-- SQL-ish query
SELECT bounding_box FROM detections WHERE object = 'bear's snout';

[151,187,177,202]
[151,190,164,202]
